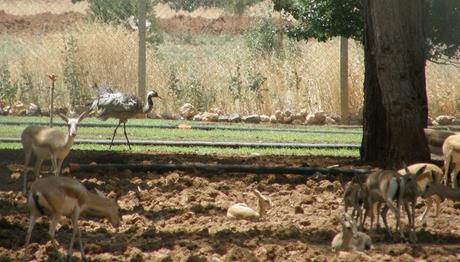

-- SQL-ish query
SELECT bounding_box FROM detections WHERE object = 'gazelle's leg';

[23,213,37,260]
[56,158,64,176]
[68,208,82,260]
[452,165,460,189]
[50,155,58,176]
[33,158,43,179]
[23,147,33,193]
[419,198,432,222]
[49,214,61,253]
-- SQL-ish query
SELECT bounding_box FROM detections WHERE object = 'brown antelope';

[443,134,460,188]
[24,176,121,261]
[227,189,272,220]
[343,176,367,226]
[397,163,443,223]
[331,213,372,252]
[423,181,460,201]
[21,111,88,193]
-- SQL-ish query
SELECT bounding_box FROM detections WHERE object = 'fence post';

[48,74,57,127]
[339,37,349,124]
[138,0,146,99]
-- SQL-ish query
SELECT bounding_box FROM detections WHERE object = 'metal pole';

[138,0,146,99]
[339,37,349,124]
[48,74,57,127]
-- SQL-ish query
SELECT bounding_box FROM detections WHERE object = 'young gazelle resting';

[331,213,372,252]
[21,111,88,193]
[443,134,460,188]
[227,189,272,220]
[24,176,121,261]
[397,163,443,223]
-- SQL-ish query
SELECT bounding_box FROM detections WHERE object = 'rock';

[147,112,161,119]
[432,120,440,127]
[179,103,197,119]
[210,107,223,115]
[314,111,326,124]
[427,116,434,125]
[152,251,173,262]
[292,113,304,121]
[325,116,336,125]
[452,118,460,125]
[260,115,270,122]
[228,114,241,122]
[305,113,317,125]
[282,116,293,124]
[300,108,308,117]
[283,110,292,118]
[193,112,204,121]
[242,114,260,124]
[291,119,303,125]
[436,115,454,125]
[294,205,304,214]
[40,108,50,116]
[161,112,175,120]
[26,103,41,116]
[202,112,219,122]
[11,101,26,115]
[218,115,230,122]
[269,115,277,123]
[274,110,283,120]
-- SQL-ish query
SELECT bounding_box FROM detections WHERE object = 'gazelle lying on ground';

[227,189,272,220]
[364,166,428,239]
[21,111,88,193]
[343,176,367,226]
[24,176,121,261]
[443,134,460,188]
[331,213,372,252]
[397,163,443,223]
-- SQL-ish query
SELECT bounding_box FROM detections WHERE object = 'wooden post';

[339,37,349,124]
[138,0,146,99]
[48,74,57,127]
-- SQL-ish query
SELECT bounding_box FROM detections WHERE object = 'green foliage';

[275,0,460,61]
[227,65,267,111]
[17,69,35,105]
[160,0,262,14]
[0,64,18,107]
[228,65,243,101]
[166,68,215,111]
[245,18,284,56]
[63,35,91,108]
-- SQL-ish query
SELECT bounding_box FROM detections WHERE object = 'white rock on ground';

[242,114,260,123]
[179,103,197,119]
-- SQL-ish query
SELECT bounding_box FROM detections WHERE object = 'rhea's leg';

[123,122,131,150]
[110,122,121,149]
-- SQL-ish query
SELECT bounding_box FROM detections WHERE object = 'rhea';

[24,176,121,261]
[21,111,88,193]
[89,84,161,149]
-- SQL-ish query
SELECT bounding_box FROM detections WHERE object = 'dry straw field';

[0,0,459,117]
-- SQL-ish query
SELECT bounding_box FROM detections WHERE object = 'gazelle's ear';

[95,188,106,198]
[415,165,428,177]
[58,113,68,123]
[402,161,411,174]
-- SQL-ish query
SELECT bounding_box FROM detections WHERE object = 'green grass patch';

[0,142,359,157]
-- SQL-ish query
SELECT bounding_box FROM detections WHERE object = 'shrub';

[0,64,18,107]
[245,18,284,56]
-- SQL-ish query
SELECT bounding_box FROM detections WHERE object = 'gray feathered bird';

[89,84,161,149]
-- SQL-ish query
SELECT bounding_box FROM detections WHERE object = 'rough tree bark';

[360,0,430,167]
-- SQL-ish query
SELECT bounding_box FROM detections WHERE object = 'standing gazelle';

[24,176,121,261]
[21,111,88,193]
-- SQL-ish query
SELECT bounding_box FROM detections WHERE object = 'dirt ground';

[1,149,460,261]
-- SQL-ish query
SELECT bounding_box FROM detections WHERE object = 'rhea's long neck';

[142,95,154,113]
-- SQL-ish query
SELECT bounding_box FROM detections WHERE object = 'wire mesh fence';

[0,0,459,119]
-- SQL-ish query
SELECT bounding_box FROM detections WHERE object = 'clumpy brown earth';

[1,149,460,261]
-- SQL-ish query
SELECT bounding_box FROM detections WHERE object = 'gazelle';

[227,189,272,220]
[423,181,460,201]
[443,134,460,188]
[24,176,121,261]
[21,111,88,193]
[331,213,372,252]
[343,176,367,226]
[397,163,443,223]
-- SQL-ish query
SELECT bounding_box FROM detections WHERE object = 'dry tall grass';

[1,1,459,118]
[0,0,87,15]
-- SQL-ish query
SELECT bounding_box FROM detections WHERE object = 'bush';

[63,35,91,109]
[0,64,18,107]
[160,0,262,14]
[245,18,284,56]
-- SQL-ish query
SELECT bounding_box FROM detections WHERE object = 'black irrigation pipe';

[0,137,361,149]
[0,121,362,135]
[69,162,370,176]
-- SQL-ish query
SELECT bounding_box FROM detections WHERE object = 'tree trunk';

[361,0,430,167]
